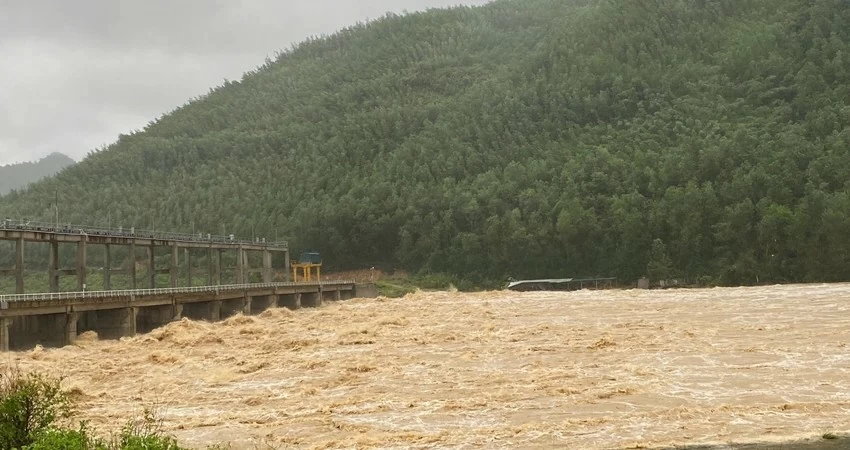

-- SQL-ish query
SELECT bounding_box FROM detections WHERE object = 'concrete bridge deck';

[0,281,377,351]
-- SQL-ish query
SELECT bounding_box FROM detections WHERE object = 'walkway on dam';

[0,280,377,352]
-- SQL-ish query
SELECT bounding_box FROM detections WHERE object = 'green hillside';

[0,153,75,195]
[1,0,849,286]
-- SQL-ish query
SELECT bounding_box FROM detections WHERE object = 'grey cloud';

[0,0,490,165]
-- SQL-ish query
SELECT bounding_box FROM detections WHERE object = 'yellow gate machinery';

[292,252,322,282]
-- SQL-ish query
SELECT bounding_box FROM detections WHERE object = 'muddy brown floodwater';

[4,284,850,449]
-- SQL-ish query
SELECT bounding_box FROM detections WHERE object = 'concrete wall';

[354,283,379,298]
[220,298,250,319]
[250,295,278,314]
[137,305,179,334]
[279,293,300,310]
[6,314,67,350]
[301,291,322,308]
[78,308,136,340]
[183,301,221,322]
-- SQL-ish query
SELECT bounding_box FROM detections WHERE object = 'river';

[5,284,850,449]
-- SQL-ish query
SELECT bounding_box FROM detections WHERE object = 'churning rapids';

[4,285,850,449]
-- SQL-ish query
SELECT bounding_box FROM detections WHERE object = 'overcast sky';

[0,0,490,166]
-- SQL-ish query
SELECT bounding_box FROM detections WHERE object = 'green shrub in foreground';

[0,368,71,449]
[0,368,230,449]
[24,422,188,450]
[24,423,106,450]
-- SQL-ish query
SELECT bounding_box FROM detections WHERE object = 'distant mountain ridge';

[0,153,75,195]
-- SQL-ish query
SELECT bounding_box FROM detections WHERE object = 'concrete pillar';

[170,245,179,288]
[236,246,244,284]
[122,307,137,337]
[210,301,221,321]
[242,296,252,315]
[76,240,87,291]
[263,250,272,283]
[148,246,156,288]
[332,290,341,301]
[129,242,137,290]
[104,244,112,291]
[215,249,222,285]
[284,250,291,282]
[207,247,213,285]
[49,241,59,292]
[244,250,250,283]
[0,317,12,352]
[174,304,183,321]
[184,248,192,287]
[15,238,24,294]
[65,312,79,346]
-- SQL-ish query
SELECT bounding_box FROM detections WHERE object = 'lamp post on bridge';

[53,189,59,229]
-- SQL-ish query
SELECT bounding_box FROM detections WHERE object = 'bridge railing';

[0,219,288,248]
[0,281,355,303]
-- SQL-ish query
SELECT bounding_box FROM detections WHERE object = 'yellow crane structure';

[292,252,322,282]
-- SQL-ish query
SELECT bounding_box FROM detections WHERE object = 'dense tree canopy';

[2,0,849,286]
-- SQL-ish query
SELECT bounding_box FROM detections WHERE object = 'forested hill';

[1,0,849,286]
[0,153,75,195]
